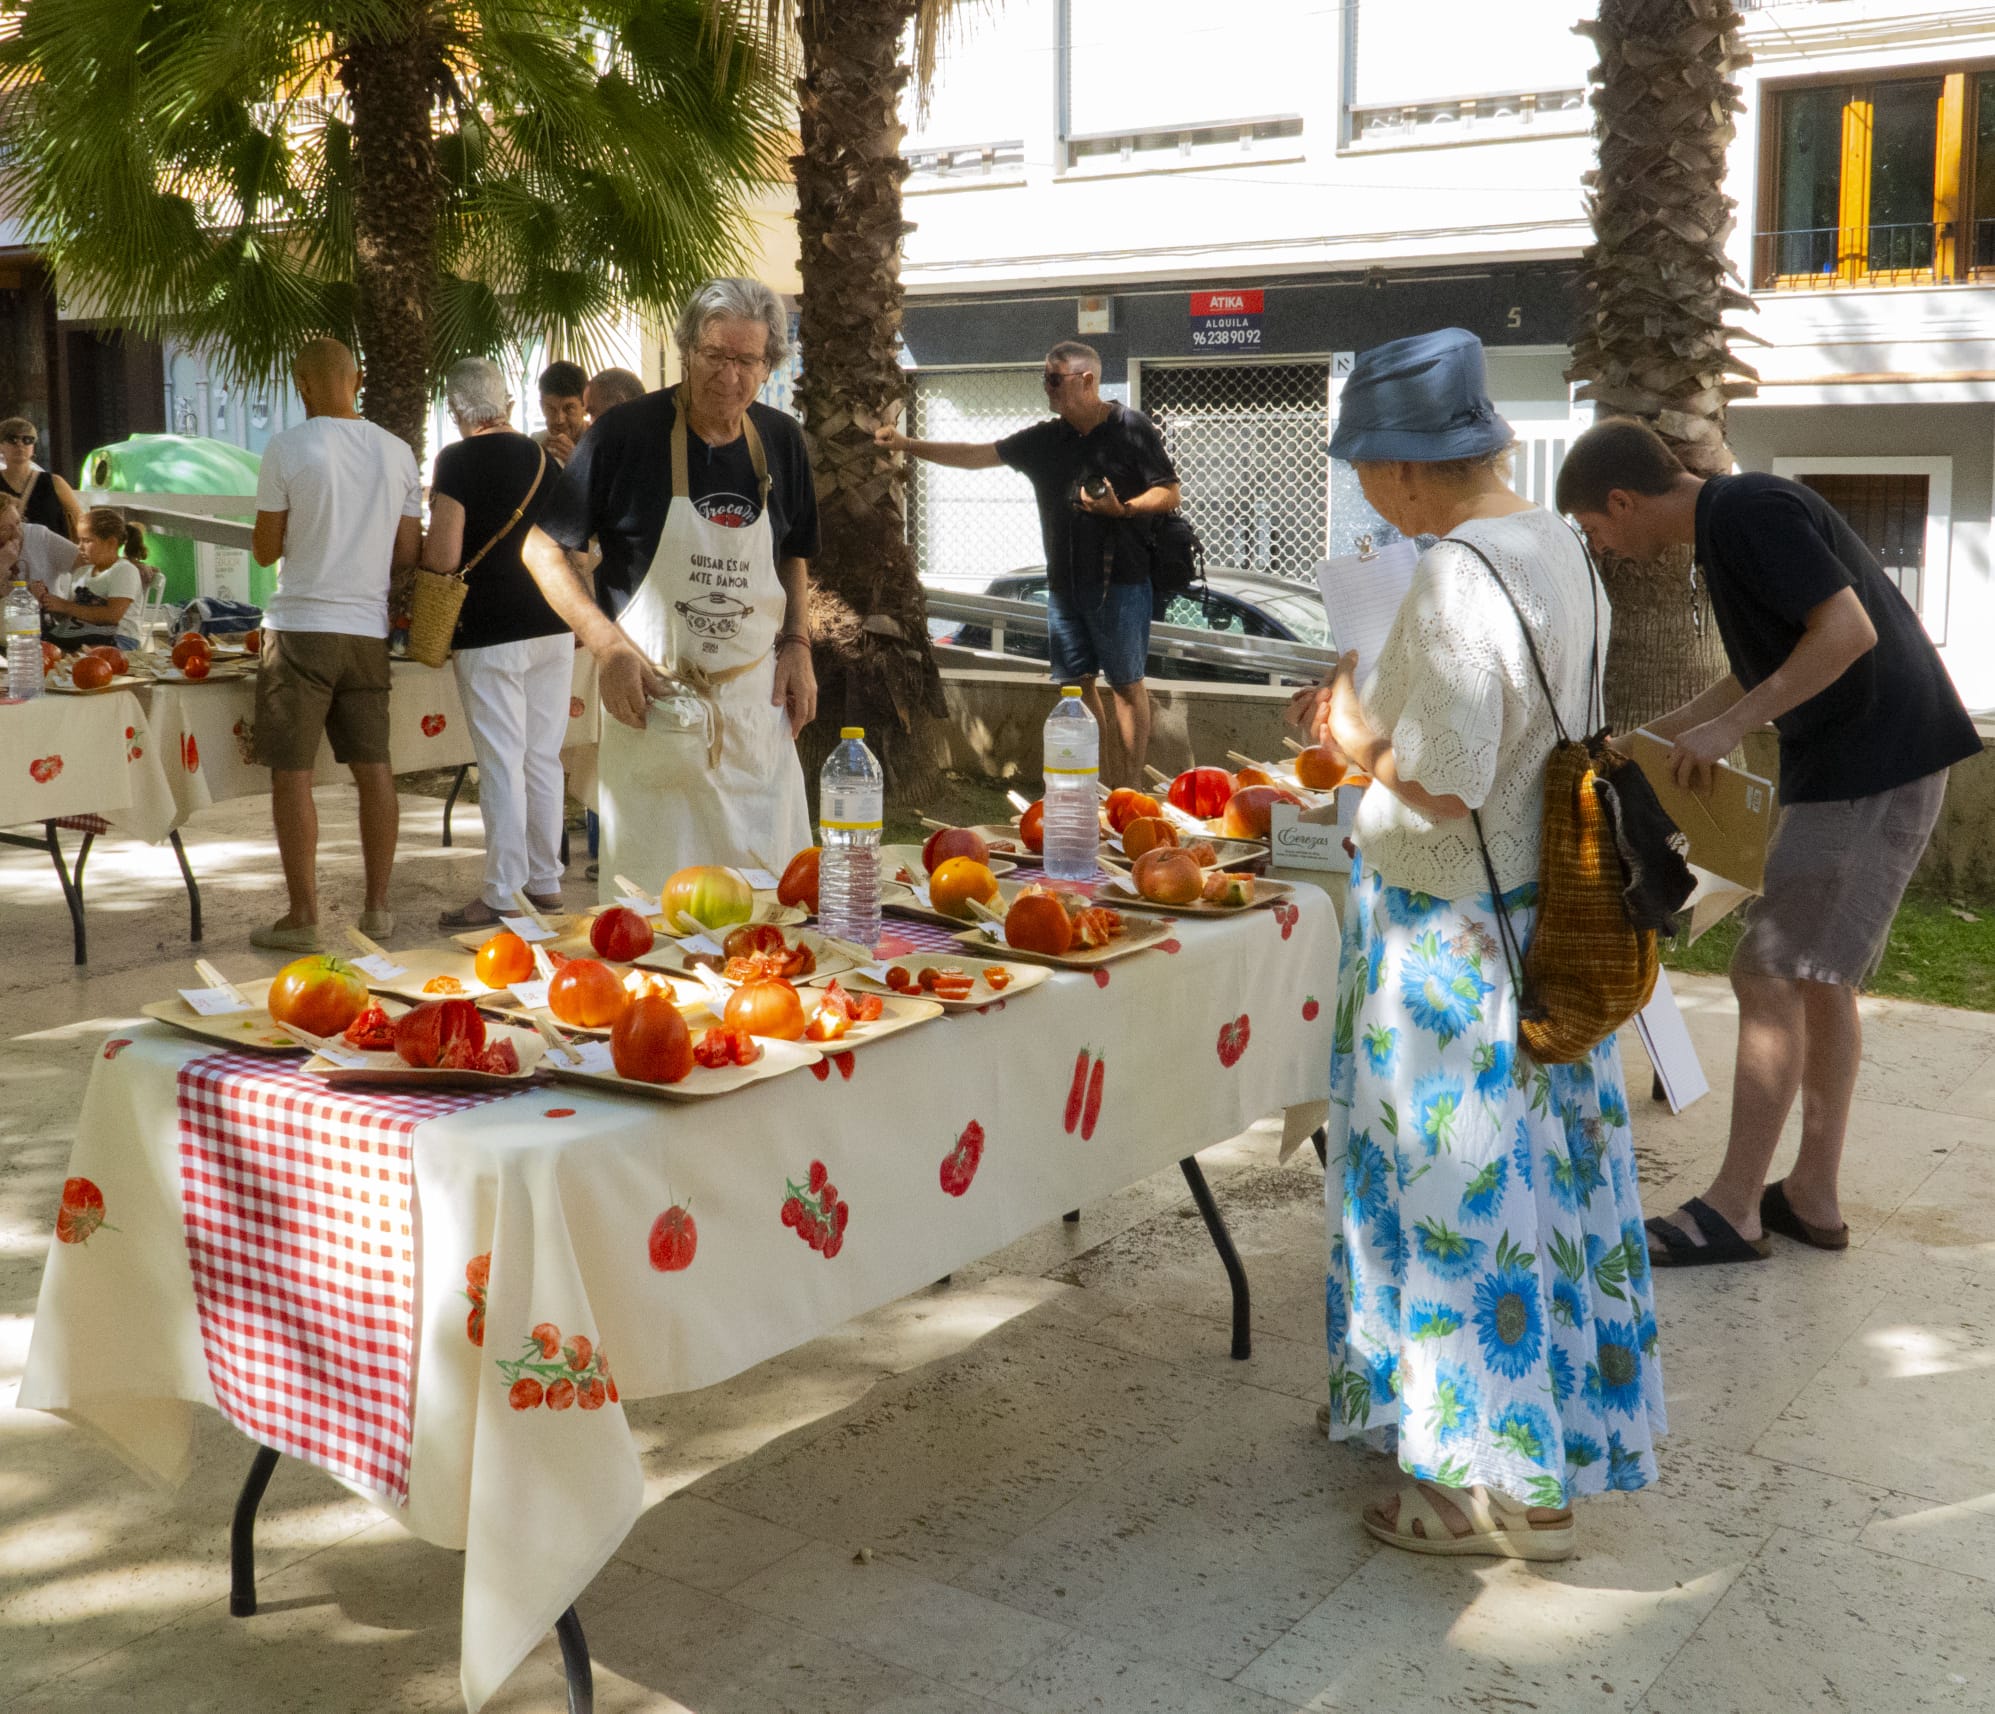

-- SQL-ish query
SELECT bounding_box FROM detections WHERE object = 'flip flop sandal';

[1761,1180,1850,1251]
[1362,1482,1574,1562]
[1645,1196,1772,1268]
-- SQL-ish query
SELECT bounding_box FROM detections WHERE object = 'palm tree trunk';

[340,8,444,460]
[792,0,945,796]
[1570,0,1757,732]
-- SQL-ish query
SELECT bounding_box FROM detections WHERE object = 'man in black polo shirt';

[876,341,1181,781]
[1557,417,1981,1268]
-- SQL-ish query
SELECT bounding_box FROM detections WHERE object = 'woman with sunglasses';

[0,417,82,540]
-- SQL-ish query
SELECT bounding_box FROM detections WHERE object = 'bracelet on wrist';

[776,631,811,652]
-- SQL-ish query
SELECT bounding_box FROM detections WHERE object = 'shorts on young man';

[1731,769,1947,987]
[253,628,392,770]
[1046,581,1150,688]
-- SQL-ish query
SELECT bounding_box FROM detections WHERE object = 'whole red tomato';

[649,1204,698,1270]
[267,955,370,1037]
[921,826,989,874]
[776,847,821,913]
[1019,800,1045,854]
[1167,767,1235,820]
[590,905,655,962]
[549,958,629,1029]
[611,994,692,1084]
[1103,788,1161,834]
[392,998,486,1068]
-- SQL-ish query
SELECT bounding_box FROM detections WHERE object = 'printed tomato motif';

[28,755,63,784]
[544,1108,576,1118]
[1157,938,1182,956]
[464,1252,491,1346]
[569,696,584,719]
[1092,970,1111,989]
[55,1177,109,1244]
[420,713,447,737]
[180,733,200,773]
[1302,995,1320,1022]
[1217,1014,1252,1069]
[648,1203,697,1272]
[498,1319,616,1409]
[939,1121,985,1197]
[781,1161,848,1258]
[231,718,257,764]
[1271,901,1300,941]
[1063,1051,1106,1141]
[102,1038,132,1060]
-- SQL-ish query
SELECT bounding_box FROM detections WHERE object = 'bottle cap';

[840,726,863,740]
[1060,685,1082,697]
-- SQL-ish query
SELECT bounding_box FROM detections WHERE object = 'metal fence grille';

[908,368,1047,588]
[1141,361,1331,582]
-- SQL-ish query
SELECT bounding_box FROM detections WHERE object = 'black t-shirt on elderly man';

[996,403,1179,603]
[431,430,566,651]
[1693,472,1979,804]
[537,391,819,622]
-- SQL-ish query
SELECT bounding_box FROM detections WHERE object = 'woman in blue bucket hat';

[1292,328,1664,1558]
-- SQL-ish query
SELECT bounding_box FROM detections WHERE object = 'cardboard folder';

[1627,729,1778,894]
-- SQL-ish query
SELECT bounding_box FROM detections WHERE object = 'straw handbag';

[406,447,548,668]
[1454,538,1694,1064]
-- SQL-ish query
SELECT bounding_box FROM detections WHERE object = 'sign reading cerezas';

[1188,289,1264,352]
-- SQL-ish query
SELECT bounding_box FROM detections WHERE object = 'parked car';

[930,566,1334,684]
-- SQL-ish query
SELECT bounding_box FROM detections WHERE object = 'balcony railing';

[1750,220,1995,287]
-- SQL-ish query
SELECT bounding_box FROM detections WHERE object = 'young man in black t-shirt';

[1558,418,1981,1269]
[875,341,1181,782]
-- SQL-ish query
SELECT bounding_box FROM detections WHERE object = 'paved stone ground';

[4,788,1995,1713]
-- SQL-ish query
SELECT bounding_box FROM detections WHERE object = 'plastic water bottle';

[818,726,884,950]
[1042,685,1100,881]
[5,579,42,700]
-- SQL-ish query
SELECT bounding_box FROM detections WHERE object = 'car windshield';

[1246,589,1334,648]
[1160,594,1244,634]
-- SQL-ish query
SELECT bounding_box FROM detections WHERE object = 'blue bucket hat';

[1327,328,1512,463]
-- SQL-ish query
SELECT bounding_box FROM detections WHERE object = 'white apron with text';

[596,393,810,897]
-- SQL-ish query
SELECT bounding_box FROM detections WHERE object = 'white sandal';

[1362,1481,1574,1562]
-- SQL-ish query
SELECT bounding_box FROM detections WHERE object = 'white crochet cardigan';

[1351,508,1608,901]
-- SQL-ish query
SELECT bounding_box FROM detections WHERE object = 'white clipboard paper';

[1313,537,1419,676]
[1632,966,1709,1114]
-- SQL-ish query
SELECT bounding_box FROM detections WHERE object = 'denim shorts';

[1046,581,1150,688]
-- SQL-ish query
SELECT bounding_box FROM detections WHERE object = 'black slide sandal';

[1646,1197,1773,1268]
[1761,1180,1850,1251]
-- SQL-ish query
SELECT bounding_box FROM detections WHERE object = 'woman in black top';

[0,416,82,539]
[425,358,572,929]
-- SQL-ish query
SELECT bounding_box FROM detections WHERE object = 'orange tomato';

[1019,800,1045,854]
[548,958,628,1029]
[1104,788,1162,834]
[723,974,807,1040]
[929,857,1000,920]
[474,930,535,987]
[1004,891,1074,956]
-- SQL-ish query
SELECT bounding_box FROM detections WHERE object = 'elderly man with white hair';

[426,355,567,928]
[524,277,818,888]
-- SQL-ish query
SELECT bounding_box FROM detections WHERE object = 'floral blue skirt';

[1325,854,1667,1506]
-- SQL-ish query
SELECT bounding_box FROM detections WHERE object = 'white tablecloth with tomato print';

[19,889,1335,1710]
[140,652,600,821]
[1,689,181,841]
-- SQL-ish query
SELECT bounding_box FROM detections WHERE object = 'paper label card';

[508,979,551,1011]
[312,1045,374,1068]
[737,867,779,892]
[571,1039,616,1073]
[677,932,725,957]
[501,915,556,943]
[351,954,407,980]
[179,986,252,1016]
[615,894,660,917]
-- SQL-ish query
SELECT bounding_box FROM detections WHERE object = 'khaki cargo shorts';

[253,630,392,771]
[1731,769,1947,988]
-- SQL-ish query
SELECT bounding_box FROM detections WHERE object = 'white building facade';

[894,0,1995,709]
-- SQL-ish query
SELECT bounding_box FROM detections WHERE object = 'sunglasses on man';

[1042,369,1087,390]
[2,434,36,446]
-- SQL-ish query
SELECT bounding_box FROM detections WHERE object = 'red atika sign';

[1188,289,1264,351]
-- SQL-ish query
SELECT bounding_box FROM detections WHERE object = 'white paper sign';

[738,867,780,892]
[909,882,934,909]
[1313,536,1420,676]
[179,986,252,1016]
[860,962,892,983]
[571,1039,616,1073]
[615,894,660,917]
[1631,967,1709,1114]
[1160,804,1205,834]
[312,1044,374,1068]
[1103,872,1139,895]
[508,979,552,1011]
[351,954,407,980]
[501,915,556,943]
[677,932,725,957]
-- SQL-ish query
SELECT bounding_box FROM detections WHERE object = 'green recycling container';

[78,434,271,607]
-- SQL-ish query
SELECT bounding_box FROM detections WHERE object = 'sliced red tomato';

[342,1002,397,1051]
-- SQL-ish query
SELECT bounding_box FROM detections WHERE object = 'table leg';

[1179,1157,1251,1360]
[229,1444,282,1617]
[442,763,470,848]
[170,829,203,943]
[555,1603,593,1714]
[44,825,86,965]
[1062,1209,1080,1224]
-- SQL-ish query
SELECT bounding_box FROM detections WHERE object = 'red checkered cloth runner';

[52,815,112,835]
[176,1053,512,1503]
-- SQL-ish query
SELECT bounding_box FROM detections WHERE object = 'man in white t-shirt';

[249,337,423,953]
